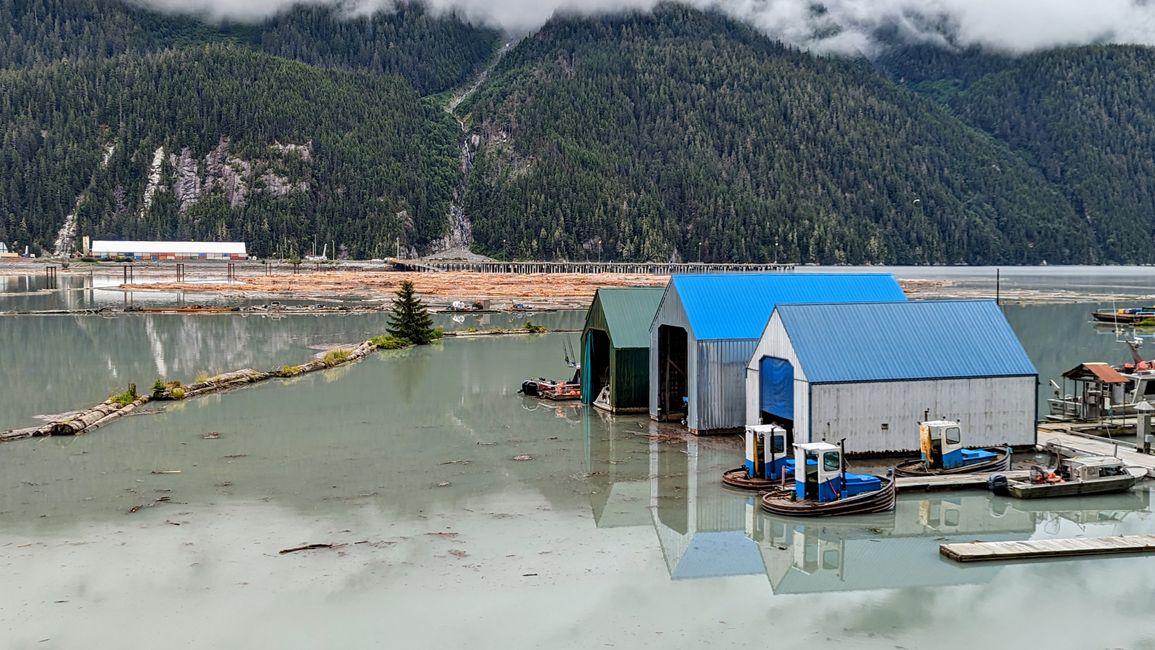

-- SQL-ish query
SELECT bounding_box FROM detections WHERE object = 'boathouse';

[745,300,1037,454]
[649,273,907,434]
[91,240,248,261]
[581,287,665,413]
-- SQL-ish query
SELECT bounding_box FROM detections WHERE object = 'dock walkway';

[895,470,1028,492]
[1036,429,1155,477]
[941,535,1155,562]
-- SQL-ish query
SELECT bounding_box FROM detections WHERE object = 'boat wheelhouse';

[894,420,1011,477]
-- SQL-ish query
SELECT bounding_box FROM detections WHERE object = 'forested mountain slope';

[0,46,461,257]
[941,46,1155,263]
[0,0,501,95]
[458,8,1093,264]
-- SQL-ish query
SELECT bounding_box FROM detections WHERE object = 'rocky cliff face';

[142,137,311,215]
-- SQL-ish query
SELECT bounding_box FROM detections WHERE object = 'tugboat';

[722,425,795,490]
[989,454,1145,499]
[1092,306,1155,326]
[894,421,1011,477]
[760,441,896,517]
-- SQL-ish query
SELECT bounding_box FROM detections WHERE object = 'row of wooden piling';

[0,340,379,443]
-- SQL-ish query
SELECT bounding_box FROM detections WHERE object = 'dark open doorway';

[585,330,611,405]
[658,325,689,420]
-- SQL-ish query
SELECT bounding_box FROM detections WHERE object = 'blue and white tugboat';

[761,441,895,517]
[722,425,795,490]
[894,420,1011,477]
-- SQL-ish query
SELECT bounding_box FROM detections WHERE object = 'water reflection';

[636,429,1154,593]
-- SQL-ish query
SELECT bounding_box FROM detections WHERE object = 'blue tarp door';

[759,357,793,422]
[581,334,593,404]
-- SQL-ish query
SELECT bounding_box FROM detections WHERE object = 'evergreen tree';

[387,281,435,345]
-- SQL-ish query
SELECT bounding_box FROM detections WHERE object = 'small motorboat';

[722,424,795,490]
[894,420,1011,477]
[761,441,896,517]
[989,454,1145,499]
[518,339,581,401]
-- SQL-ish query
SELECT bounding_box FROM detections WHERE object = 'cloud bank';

[132,0,1155,55]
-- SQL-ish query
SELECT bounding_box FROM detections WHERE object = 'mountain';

[0,45,461,257]
[457,7,1093,264]
[0,0,502,95]
[4,0,1155,264]
[939,46,1155,263]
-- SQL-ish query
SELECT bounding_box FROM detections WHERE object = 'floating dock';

[941,535,1155,563]
[896,470,1029,492]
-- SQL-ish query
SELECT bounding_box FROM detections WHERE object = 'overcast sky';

[133,0,1155,55]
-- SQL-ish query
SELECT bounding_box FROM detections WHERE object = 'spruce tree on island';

[387,281,435,345]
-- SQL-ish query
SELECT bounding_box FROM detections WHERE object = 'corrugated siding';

[612,347,650,409]
[671,273,907,341]
[779,300,1036,383]
[92,240,247,255]
[596,287,666,349]
[808,376,1037,454]
[696,339,758,431]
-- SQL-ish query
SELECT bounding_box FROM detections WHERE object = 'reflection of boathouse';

[745,300,1037,454]
[649,274,906,434]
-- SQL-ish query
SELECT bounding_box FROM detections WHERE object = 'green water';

[3,277,1155,648]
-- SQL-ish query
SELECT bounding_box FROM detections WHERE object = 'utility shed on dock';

[649,273,907,434]
[746,300,1037,454]
[581,287,665,413]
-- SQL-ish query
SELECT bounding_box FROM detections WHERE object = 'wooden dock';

[1036,429,1155,478]
[896,470,1029,492]
[389,260,794,274]
[941,535,1155,563]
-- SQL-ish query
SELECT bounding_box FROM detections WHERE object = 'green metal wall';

[610,346,650,410]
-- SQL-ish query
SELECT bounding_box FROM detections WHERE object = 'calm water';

[3,270,1155,649]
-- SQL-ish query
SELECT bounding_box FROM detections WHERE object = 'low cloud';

[131,0,1155,55]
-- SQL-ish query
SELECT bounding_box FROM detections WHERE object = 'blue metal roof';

[669,273,907,340]
[777,300,1037,384]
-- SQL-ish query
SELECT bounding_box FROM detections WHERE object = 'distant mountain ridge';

[2,0,1155,263]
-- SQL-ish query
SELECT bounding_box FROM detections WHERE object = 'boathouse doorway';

[658,325,689,421]
[584,329,611,405]
[759,356,794,439]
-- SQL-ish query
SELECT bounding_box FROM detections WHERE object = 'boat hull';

[1006,474,1140,499]
[894,448,1011,477]
[760,473,896,517]
[721,467,791,491]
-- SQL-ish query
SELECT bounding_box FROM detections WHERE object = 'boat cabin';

[793,442,881,503]
[919,420,998,470]
[745,424,794,480]
[1055,456,1132,482]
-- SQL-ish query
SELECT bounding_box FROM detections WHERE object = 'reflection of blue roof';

[671,531,766,580]
[777,300,1037,384]
[670,274,906,341]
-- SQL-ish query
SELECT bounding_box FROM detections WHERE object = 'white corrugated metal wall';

[806,377,1037,454]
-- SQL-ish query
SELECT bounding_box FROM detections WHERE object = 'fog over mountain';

[131,0,1155,54]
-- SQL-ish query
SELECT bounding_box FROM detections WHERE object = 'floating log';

[3,337,391,444]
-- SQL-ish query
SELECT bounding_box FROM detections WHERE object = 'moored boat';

[722,424,795,490]
[894,420,1011,477]
[988,455,1145,499]
[760,441,896,516]
[518,339,582,401]
[1092,307,1155,326]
